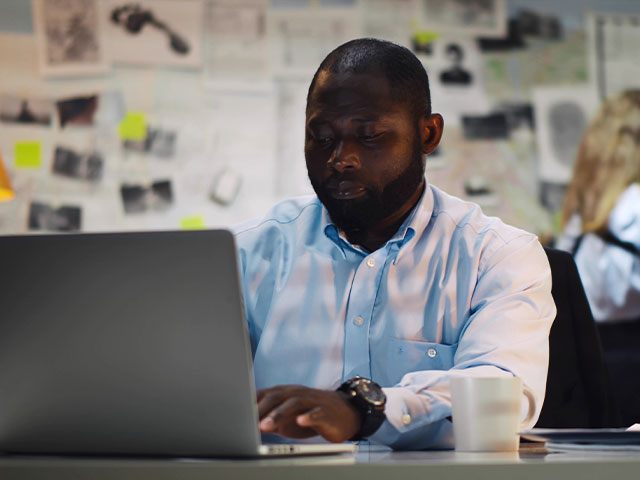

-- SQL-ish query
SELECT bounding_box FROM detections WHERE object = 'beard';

[309,134,425,236]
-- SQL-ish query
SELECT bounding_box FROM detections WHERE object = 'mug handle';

[519,385,537,428]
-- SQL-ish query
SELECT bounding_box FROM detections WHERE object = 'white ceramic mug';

[450,376,536,452]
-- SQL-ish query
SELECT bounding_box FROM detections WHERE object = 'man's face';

[305,70,425,234]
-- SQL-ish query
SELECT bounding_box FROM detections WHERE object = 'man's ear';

[420,113,444,155]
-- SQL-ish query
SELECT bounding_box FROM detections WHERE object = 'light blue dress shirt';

[233,182,555,449]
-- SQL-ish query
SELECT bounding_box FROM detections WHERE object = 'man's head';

[305,38,443,239]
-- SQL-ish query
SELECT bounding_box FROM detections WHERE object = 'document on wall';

[587,11,640,99]
[268,7,360,77]
[358,0,416,47]
[203,0,271,90]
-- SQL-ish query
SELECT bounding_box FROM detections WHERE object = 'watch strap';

[337,377,386,441]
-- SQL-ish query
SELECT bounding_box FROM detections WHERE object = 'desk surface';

[2,443,640,480]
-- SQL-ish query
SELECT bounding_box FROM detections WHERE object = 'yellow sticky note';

[14,141,42,168]
[413,31,440,44]
[119,112,147,141]
[181,215,207,230]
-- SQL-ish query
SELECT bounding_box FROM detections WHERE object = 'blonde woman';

[556,89,640,425]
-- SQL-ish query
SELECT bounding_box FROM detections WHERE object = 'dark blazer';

[535,247,622,428]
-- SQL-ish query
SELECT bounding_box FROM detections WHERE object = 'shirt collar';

[321,178,435,261]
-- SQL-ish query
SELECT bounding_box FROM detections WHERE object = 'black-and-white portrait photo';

[28,201,82,232]
[0,95,53,126]
[52,146,104,181]
[533,86,598,183]
[33,0,109,77]
[440,43,473,85]
[548,101,587,168]
[120,180,174,214]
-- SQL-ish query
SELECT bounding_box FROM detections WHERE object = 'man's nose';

[329,140,360,172]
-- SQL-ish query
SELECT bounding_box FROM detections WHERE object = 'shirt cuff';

[368,387,454,449]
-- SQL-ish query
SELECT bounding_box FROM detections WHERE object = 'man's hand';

[256,385,361,443]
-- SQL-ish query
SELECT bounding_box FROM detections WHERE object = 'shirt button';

[366,258,376,268]
[353,316,364,326]
[402,414,412,425]
[427,348,437,358]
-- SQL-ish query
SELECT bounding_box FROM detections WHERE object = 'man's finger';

[297,407,350,443]
[296,407,326,427]
[258,416,277,433]
[259,397,317,438]
[257,388,287,419]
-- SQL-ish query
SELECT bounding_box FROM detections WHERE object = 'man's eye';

[359,132,382,141]
[316,136,333,146]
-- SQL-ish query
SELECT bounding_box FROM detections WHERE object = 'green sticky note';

[181,215,207,230]
[14,141,42,168]
[119,112,147,141]
[413,31,440,44]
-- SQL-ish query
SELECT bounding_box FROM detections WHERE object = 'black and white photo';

[32,0,109,77]
[0,95,53,126]
[52,146,104,181]
[28,201,82,231]
[122,127,177,159]
[120,180,174,214]
[533,86,598,183]
[104,0,203,67]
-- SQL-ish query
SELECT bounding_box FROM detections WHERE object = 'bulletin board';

[1,0,640,239]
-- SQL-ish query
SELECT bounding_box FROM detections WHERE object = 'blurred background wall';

[1,0,639,238]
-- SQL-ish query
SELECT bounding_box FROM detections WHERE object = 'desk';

[1,444,639,480]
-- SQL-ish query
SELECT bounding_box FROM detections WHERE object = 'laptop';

[0,230,355,458]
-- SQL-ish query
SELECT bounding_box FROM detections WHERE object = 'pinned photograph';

[0,95,53,126]
[417,0,507,37]
[461,113,509,140]
[495,102,534,131]
[52,146,104,181]
[440,43,473,86]
[120,180,174,214]
[105,0,203,67]
[533,86,599,183]
[122,127,177,159]
[56,95,99,127]
[421,36,490,126]
[32,0,109,77]
[28,201,82,232]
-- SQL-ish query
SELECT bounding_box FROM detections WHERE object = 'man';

[233,38,555,450]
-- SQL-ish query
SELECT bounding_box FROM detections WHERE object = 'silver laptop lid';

[0,230,262,457]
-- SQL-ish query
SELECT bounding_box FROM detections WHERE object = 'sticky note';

[118,112,147,141]
[413,31,440,44]
[180,215,207,230]
[14,141,42,168]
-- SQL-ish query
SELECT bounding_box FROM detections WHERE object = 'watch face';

[355,379,386,406]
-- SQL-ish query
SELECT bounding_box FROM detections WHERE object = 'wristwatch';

[337,376,387,441]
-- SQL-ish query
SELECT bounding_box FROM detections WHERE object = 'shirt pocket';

[385,337,457,385]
